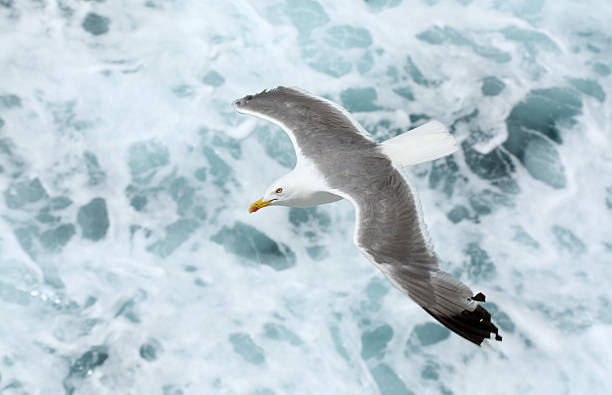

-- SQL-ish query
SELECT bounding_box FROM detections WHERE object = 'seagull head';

[249,172,343,213]
[249,174,301,213]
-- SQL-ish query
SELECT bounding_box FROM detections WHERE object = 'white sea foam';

[1,0,611,394]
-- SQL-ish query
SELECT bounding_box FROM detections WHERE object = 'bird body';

[234,87,501,345]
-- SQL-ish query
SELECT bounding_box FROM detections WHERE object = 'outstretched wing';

[341,168,502,345]
[233,86,375,162]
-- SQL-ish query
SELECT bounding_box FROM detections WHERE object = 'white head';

[249,172,342,213]
[249,173,306,212]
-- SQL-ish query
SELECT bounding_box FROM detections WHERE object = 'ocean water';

[1,0,611,394]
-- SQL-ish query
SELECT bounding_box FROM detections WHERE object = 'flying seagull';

[233,87,502,345]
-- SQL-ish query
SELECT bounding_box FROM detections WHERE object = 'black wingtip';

[472,292,486,302]
[424,303,502,346]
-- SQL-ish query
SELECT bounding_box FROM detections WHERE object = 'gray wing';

[346,167,502,345]
[232,86,375,162]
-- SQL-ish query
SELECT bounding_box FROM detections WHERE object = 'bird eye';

[275,188,283,194]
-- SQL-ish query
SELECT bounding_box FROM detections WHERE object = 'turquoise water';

[1,0,611,394]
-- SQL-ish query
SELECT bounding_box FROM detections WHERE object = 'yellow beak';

[249,198,275,213]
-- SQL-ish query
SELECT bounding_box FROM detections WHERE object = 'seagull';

[233,87,501,345]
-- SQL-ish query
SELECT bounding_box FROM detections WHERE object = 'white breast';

[290,154,343,207]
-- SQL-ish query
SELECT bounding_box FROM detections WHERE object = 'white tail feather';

[381,120,457,167]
